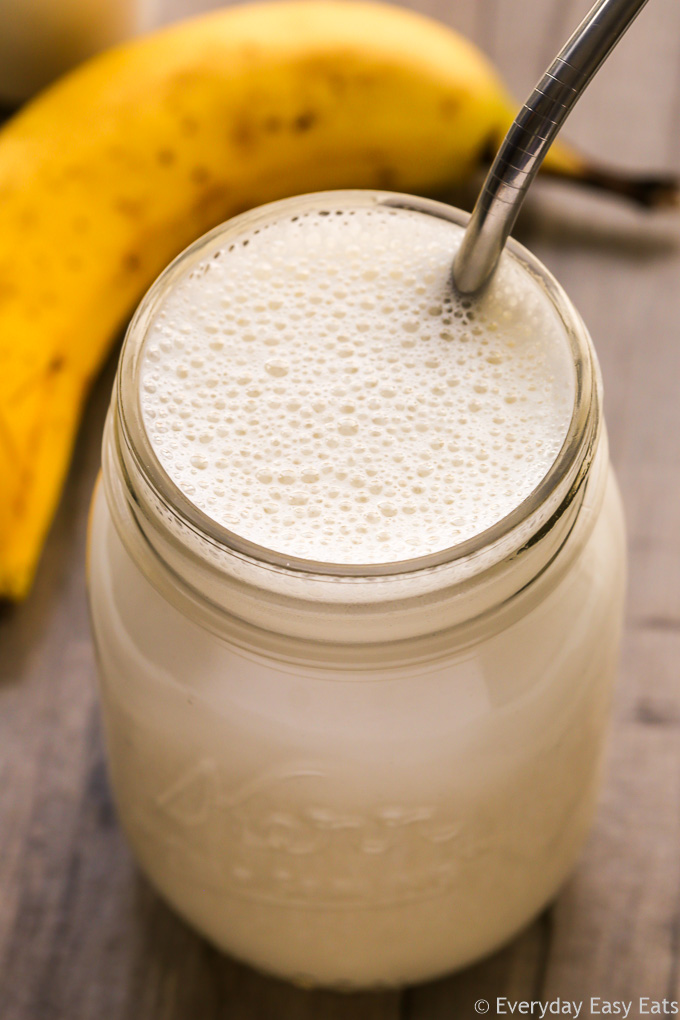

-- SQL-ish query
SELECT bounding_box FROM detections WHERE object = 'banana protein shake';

[88,192,625,986]
[140,201,574,563]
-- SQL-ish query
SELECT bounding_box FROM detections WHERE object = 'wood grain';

[2,0,680,1016]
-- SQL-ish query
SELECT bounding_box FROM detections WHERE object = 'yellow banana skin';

[1,0,673,599]
[0,0,518,600]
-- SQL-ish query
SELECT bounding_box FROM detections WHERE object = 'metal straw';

[452,0,652,295]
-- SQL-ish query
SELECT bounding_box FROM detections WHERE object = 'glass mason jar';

[87,191,626,989]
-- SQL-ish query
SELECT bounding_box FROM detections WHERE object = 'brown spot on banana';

[47,356,65,375]
[114,196,143,218]
[122,252,141,273]
[190,166,211,186]
[231,116,256,149]
[293,111,317,132]
[439,94,461,118]
[192,183,233,220]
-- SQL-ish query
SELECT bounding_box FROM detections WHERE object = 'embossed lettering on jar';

[87,191,626,989]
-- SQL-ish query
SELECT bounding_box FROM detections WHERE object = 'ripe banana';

[0,0,674,600]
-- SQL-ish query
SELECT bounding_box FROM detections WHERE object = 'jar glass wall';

[87,191,626,988]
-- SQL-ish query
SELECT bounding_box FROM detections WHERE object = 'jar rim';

[115,190,598,583]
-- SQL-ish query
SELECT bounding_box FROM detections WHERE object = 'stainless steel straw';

[452,0,652,294]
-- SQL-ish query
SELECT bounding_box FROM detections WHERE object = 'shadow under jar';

[87,191,626,989]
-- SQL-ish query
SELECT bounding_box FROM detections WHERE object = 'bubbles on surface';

[139,204,575,564]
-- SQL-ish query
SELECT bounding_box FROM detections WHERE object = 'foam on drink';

[139,201,575,564]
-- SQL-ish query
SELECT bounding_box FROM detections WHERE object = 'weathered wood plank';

[3,0,680,1016]
[406,918,551,1019]
[518,0,680,1009]
[542,677,680,1007]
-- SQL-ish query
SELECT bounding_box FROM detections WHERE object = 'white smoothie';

[139,203,575,562]
[88,194,625,987]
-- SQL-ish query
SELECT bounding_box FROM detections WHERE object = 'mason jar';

[87,191,626,989]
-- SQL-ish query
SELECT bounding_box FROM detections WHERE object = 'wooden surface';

[2,0,680,1016]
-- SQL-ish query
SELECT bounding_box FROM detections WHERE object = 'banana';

[0,0,675,600]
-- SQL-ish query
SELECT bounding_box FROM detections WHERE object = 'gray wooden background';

[2,0,680,1016]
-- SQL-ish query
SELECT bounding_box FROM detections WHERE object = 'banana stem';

[540,160,680,209]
